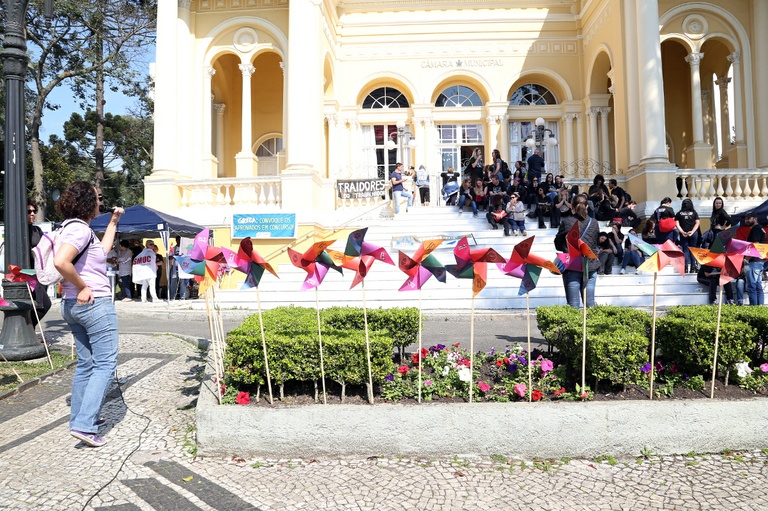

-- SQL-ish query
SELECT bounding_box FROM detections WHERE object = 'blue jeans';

[119,275,132,299]
[393,190,413,214]
[746,260,764,305]
[169,274,189,300]
[679,232,700,268]
[459,193,478,214]
[562,269,597,308]
[62,297,119,433]
[622,250,644,270]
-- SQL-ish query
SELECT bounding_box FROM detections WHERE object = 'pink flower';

[540,359,554,373]
[425,380,433,387]
[477,381,490,392]
[513,383,527,397]
[761,363,768,373]
[235,391,250,405]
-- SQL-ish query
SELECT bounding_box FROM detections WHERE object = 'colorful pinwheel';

[328,228,394,289]
[397,239,446,291]
[498,236,560,296]
[6,265,37,291]
[237,237,279,289]
[554,221,598,273]
[445,237,504,296]
[636,239,686,276]
[287,240,342,291]
[187,228,211,261]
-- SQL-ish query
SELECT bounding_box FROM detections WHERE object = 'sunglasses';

[28,209,37,214]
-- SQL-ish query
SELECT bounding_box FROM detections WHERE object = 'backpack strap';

[61,219,94,265]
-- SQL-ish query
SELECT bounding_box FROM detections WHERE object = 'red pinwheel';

[398,239,446,291]
[287,240,342,290]
[554,221,597,272]
[237,238,278,289]
[6,265,37,291]
[498,236,560,295]
[328,228,394,289]
[445,237,504,296]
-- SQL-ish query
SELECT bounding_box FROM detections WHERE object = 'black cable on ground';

[80,375,152,511]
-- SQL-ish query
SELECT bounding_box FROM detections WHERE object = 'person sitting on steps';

[457,178,478,217]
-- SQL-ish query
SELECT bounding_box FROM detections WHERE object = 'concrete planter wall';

[196,377,768,458]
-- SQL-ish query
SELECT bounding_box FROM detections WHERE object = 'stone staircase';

[218,205,710,310]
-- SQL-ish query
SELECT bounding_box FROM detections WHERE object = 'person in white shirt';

[132,243,159,303]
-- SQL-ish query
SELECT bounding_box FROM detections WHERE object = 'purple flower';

[655,361,664,373]
[640,363,652,373]
[385,374,394,382]
[518,357,527,366]
[430,344,445,353]
[509,364,518,373]
[488,347,496,357]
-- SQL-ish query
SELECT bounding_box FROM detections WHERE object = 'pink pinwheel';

[554,221,598,272]
[187,228,210,261]
[6,265,37,291]
[398,239,446,291]
[637,239,686,276]
[445,237,504,296]
[328,228,394,289]
[237,238,278,289]
[498,236,561,295]
[287,240,342,290]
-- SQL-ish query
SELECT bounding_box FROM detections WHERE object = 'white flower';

[442,365,451,377]
[735,361,753,378]
[458,366,471,382]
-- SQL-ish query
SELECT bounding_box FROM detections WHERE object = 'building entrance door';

[436,123,484,183]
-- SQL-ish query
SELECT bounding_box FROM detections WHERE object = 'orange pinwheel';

[637,240,686,276]
[398,239,446,291]
[445,237,504,296]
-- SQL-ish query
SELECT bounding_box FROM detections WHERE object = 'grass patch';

[0,352,72,395]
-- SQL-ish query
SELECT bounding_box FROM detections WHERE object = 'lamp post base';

[0,281,46,361]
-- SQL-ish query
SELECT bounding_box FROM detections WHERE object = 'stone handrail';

[676,169,768,201]
[178,177,282,208]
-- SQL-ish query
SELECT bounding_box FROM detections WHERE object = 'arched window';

[256,137,283,157]
[362,87,410,109]
[435,86,482,107]
[509,84,557,106]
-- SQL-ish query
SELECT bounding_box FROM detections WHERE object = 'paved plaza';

[0,316,767,510]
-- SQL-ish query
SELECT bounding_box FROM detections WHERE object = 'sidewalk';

[0,331,766,510]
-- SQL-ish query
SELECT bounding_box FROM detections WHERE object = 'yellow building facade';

[145,0,768,250]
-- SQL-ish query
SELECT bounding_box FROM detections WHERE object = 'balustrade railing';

[676,169,768,202]
[178,177,282,208]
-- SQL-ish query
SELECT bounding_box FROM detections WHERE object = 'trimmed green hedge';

[536,305,764,390]
[224,306,418,400]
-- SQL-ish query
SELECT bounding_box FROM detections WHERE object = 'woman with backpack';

[27,200,51,326]
[415,165,430,207]
[554,194,600,308]
[53,181,124,448]
[654,197,676,243]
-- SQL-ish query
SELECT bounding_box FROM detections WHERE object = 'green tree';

[22,0,156,220]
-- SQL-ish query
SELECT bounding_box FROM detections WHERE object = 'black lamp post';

[0,0,47,360]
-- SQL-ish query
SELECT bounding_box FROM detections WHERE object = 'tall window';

[508,121,560,171]
[436,123,484,175]
[435,86,483,107]
[256,137,283,157]
[361,124,398,180]
[509,84,557,106]
[362,87,409,109]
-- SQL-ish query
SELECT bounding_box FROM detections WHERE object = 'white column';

[237,63,255,157]
[177,1,193,176]
[588,108,599,165]
[202,67,216,176]
[622,0,640,167]
[755,1,768,167]
[635,0,668,164]
[727,52,744,143]
[575,114,584,176]
[325,114,339,180]
[599,107,611,167]
[151,0,178,173]
[214,103,226,177]
[486,116,501,160]
[564,114,575,171]
[285,0,323,174]
[715,76,731,159]
[685,52,705,144]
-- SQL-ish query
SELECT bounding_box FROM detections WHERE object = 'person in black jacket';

[27,200,51,327]
[554,194,600,308]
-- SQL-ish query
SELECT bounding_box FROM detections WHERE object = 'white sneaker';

[513,230,519,236]
[619,268,626,274]
[522,231,527,236]
[458,210,463,215]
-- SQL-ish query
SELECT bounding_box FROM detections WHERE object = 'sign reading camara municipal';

[232,213,296,239]
[336,178,386,200]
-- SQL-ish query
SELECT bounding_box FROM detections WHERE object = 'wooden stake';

[204,289,223,404]
[315,288,327,405]
[710,285,724,399]
[361,280,374,405]
[418,290,423,404]
[469,293,475,403]
[527,293,532,402]
[26,283,53,369]
[649,272,658,400]
[581,284,588,392]
[0,346,24,383]
[255,287,274,405]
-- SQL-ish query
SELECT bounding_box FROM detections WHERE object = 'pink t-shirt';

[59,220,111,299]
